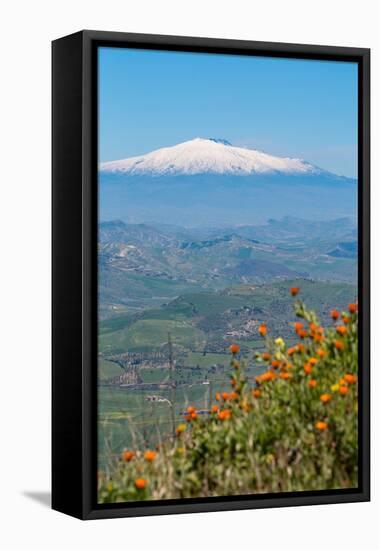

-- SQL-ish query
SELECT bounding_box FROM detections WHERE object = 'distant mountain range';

[99,138,357,226]
[98,216,357,319]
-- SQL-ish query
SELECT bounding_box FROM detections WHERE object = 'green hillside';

[99,279,356,356]
[100,318,205,353]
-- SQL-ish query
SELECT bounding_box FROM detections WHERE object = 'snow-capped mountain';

[99,138,356,226]
[100,138,323,177]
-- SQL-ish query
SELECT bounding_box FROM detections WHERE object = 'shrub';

[98,294,358,503]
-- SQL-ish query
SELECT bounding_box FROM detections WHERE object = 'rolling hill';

[98,217,357,319]
[99,279,357,356]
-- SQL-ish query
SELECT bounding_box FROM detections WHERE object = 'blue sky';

[99,47,358,178]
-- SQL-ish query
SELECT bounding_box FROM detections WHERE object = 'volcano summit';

[100,137,325,177]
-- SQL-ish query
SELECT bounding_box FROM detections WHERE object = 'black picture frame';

[52,30,370,520]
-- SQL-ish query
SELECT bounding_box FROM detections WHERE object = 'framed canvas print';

[52,30,370,519]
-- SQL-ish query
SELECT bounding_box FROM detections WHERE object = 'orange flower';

[320,393,332,403]
[339,386,349,395]
[262,352,271,361]
[348,303,358,314]
[229,391,239,401]
[334,340,344,351]
[290,287,300,296]
[211,404,219,413]
[344,373,357,384]
[298,330,308,339]
[303,363,312,375]
[258,323,267,337]
[256,370,276,384]
[222,391,230,400]
[336,325,348,335]
[229,343,240,354]
[316,348,327,358]
[330,309,339,320]
[135,478,147,490]
[309,357,318,366]
[308,379,317,388]
[342,315,350,324]
[122,450,135,462]
[271,360,281,368]
[252,389,261,398]
[186,407,197,422]
[218,409,232,421]
[310,325,324,340]
[215,392,221,401]
[296,343,305,353]
[315,421,328,431]
[279,372,292,380]
[294,322,304,332]
[287,347,296,356]
[144,450,157,462]
[339,378,348,386]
